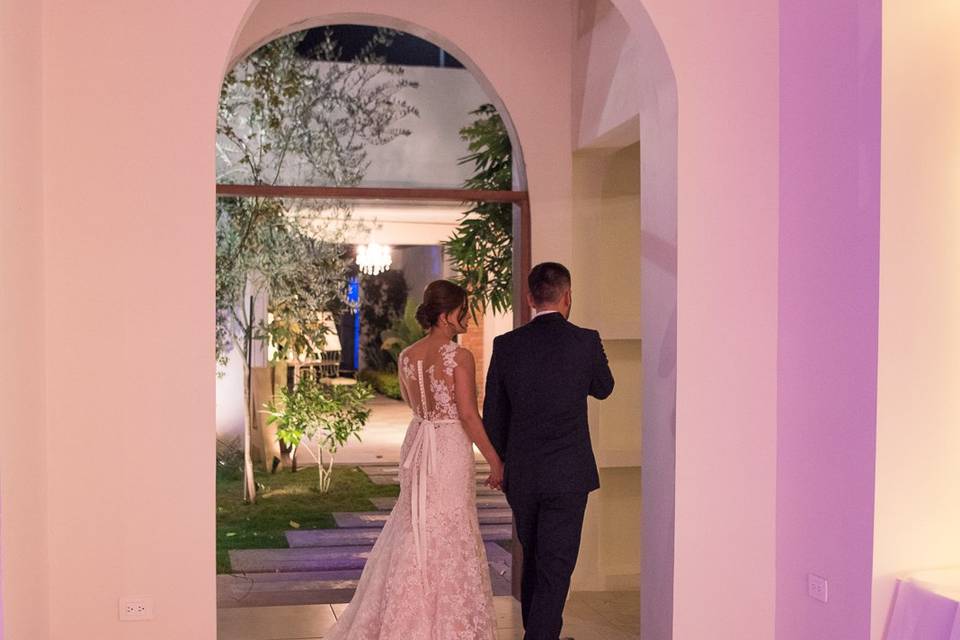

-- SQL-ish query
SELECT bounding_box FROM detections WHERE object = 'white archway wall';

[574,2,680,637]
[607,0,780,638]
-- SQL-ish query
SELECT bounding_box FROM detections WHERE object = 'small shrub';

[358,369,402,400]
[216,437,245,481]
[380,299,426,368]
[264,376,374,492]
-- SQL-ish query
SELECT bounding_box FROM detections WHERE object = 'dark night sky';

[296,25,464,68]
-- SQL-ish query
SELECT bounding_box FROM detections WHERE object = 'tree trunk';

[241,293,257,503]
[241,359,257,503]
[278,440,298,472]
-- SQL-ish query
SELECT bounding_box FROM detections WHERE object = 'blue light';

[349,276,360,370]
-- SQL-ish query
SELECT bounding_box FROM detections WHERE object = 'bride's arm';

[452,347,504,489]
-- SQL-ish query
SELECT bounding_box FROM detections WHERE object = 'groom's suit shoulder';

[493,316,601,347]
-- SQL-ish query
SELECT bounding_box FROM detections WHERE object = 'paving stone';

[333,509,513,529]
[360,463,490,477]
[368,494,509,511]
[368,473,492,486]
[231,540,512,575]
[484,541,513,566]
[229,546,374,573]
[217,563,511,608]
[490,571,513,597]
[286,524,513,548]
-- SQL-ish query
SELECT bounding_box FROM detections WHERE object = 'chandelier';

[356,242,392,276]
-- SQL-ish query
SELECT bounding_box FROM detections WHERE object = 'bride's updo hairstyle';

[416,280,469,330]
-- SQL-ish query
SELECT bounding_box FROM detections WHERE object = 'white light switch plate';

[807,574,828,603]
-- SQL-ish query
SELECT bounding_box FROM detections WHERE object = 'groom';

[483,262,615,640]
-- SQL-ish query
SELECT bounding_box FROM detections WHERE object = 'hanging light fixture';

[356,242,392,276]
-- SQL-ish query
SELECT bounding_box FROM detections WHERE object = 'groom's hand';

[485,459,504,491]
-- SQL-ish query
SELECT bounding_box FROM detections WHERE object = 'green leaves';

[444,104,514,319]
[380,299,426,366]
[356,370,402,400]
[264,377,374,454]
[215,28,420,368]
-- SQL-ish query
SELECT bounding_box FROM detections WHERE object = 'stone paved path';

[221,543,513,608]
[368,494,509,510]
[332,508,514,528]
[217,461,514,608]
[286,524,513,547]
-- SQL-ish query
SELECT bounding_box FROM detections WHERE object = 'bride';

[325,279,505,640]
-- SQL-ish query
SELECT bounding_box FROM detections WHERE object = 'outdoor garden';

[213,25,515,604]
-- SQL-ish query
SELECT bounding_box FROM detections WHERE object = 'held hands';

[485,457,504,491]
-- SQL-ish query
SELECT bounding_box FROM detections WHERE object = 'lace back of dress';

[399,341,460,421]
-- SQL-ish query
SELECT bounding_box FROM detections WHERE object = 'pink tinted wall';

[580,3,680,638]
[39,2,248,638]
[873,2,960,637]
[776,1,882,638]
[2,2,878,640]
[36,1,574,638]
[574,0,783,634]
[572,5,674,634]
[573,1,642,150]
[0,0,48,638]
[609,0,781,637]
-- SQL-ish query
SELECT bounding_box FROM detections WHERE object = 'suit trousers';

[507,491,589,640]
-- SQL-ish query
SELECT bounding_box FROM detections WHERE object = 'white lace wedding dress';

[324,340,497,639]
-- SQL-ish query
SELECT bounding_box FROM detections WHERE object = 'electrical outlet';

[118,597,154,621]
[807,574,828,603]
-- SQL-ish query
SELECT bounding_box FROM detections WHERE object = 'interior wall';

[5,0,882,638]
[395,246,444,305]
[776,0,882,638]
[571,143,642,591]
[603,0,780,637]
[0,0,48,638]
[872,1,960,637]
[33,1,574,638]
[39,2,252,638]
[575,0,782,636]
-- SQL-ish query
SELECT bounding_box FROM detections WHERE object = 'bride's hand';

[486,458,504,491]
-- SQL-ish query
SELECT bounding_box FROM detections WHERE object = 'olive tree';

[216,28,418,502]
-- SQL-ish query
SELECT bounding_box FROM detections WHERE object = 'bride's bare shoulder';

[452,343,476,368]
[401,337,430,358]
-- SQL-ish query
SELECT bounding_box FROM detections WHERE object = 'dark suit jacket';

[483,312,615,496]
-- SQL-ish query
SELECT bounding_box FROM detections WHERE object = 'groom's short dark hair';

[528,262,571,305]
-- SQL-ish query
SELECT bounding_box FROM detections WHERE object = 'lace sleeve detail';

[400,351,416,381]
[440,342,459,377]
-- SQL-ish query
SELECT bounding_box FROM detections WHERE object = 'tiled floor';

[218,591,640,639]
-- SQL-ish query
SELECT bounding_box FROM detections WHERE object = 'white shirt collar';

[532,309,561,319]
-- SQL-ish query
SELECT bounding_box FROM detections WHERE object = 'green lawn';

[216,464,400,574]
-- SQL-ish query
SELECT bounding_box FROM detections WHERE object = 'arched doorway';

[217,3,672,639]
[213,16,533,632]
